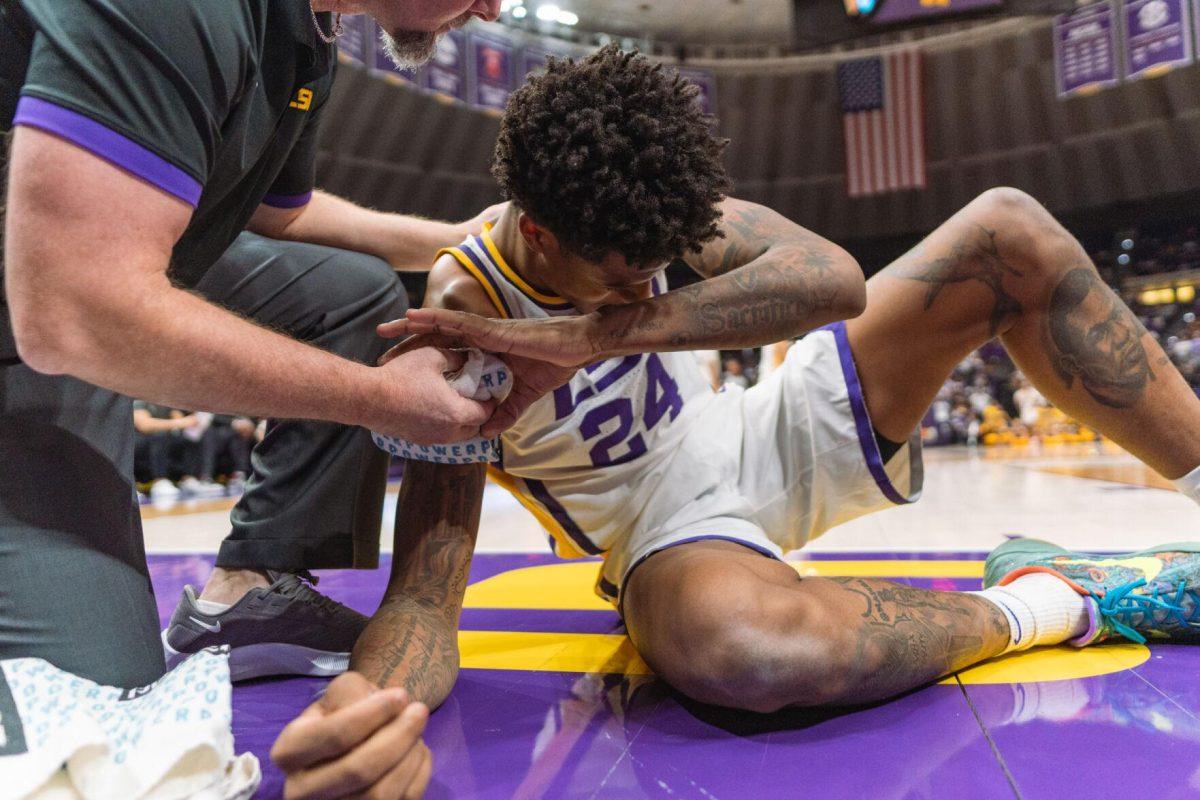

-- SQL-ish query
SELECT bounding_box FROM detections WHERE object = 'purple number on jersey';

[553,355,643,421]
[643,353,684,429]
[558,353,687,468]
[580,399,648,466]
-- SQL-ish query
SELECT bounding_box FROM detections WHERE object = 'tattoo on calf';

[904,226,1025,337]
[829,578,1001,696]
[1047,267,1154,409]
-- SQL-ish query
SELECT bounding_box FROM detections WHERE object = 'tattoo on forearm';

[827,578,1004,699]
[627,202,847,350]
[903,226,1025,337]
[351,463,485,705]
[1047,267,1154,408]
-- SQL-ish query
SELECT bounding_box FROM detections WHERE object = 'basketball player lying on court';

[356,46,1200,714]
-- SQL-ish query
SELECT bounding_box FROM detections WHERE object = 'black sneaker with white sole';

[162,571,368,681]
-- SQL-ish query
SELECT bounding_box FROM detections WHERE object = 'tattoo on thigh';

[1047,267,1154,409]
[902,226,1024,337]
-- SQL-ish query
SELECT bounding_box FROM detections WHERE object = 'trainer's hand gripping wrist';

[372,349,512,464]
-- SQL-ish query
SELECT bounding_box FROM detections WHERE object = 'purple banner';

[368,22,418,83]
[335,14,370,66]
[1123,0,1193,78]
[423,30,468,101]
[1053,2,1119,97]
[469,32,515,111]
[868,0,1002,25]
[675,68,718,116]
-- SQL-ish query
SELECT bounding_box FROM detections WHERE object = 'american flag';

[837,51,926,197]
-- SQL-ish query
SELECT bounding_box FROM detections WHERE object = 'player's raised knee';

[971,187,1053,232]
[969,187,1080,275]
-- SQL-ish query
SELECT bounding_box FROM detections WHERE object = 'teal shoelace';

[1093,578,1199,643]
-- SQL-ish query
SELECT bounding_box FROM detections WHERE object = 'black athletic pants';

[0,232,403,687]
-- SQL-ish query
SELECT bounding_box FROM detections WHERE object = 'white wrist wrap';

[371,349,511,465]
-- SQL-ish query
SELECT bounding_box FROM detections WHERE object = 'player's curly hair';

[492,45,731,266]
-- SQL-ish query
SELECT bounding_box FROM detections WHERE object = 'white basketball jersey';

[439,227,717,562]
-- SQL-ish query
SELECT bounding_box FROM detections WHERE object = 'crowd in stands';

[133,402,263,501]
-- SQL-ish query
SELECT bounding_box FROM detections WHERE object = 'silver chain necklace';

[309,3,344,43]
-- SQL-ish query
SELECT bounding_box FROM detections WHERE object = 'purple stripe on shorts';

[524,478,602,555]
[14,96,202,206]
[261,191,313,209]
[825,321,912,506]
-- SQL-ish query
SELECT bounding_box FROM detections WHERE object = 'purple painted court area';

[149,554,1200,799]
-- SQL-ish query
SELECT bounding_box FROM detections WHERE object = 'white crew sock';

[1172,462,1200,506]
[971,573,1090,653]
[194,598,233,615]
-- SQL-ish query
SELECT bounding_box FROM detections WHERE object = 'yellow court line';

[942,643,1149,685]
[463,560,986,611]
[459,630,652,675]
[457,629,1147,684]
[791,560,984,579]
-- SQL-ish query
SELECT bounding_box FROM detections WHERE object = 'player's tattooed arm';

[593,198,866,353]
[350,460,486,708]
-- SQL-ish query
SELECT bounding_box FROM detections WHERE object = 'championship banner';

[336,14,370,66]
[423,29,469,101]
[675,68,719,116]
[1053,2,1119,97]
[1122,0,1194,79]
[469,31,516,111]
[369,22,418,84]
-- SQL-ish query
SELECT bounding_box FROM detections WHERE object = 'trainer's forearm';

[351,461,485,708]
[590,249,866,357]
[262,191,466,272]
[52,274,387,427]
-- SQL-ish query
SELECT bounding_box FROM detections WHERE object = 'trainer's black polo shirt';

[0,0,336,292]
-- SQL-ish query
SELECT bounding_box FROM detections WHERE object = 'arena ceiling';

[554,0,794,44]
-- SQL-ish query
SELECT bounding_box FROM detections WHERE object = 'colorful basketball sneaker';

[983,538,1200,645]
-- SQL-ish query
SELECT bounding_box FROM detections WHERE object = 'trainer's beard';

[379,11,472,68]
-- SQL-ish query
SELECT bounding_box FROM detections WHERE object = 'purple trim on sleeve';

[261,191,313,209]
[825,321,913,507]
[13,96,202,207]
[459,243,516,318]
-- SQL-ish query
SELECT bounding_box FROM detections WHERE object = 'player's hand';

[372,345,495,444]
[376,329,578,438]
[378,310,599,369]
[271,672,433,800]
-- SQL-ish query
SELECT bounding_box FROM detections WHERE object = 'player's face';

[552,250,664,314]
[367,0,500,66]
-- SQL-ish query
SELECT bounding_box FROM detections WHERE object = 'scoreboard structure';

[843,0,1005,24]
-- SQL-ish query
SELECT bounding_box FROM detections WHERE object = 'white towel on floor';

[0,648,260,800]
